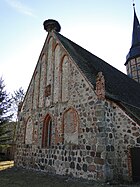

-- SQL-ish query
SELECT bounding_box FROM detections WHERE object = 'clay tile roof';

[55,32,140,123]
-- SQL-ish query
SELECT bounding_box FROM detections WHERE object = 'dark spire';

[131,4,140,47]
[125,4,140,64]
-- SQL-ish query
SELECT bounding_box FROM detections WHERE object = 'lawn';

[0,161,14,171]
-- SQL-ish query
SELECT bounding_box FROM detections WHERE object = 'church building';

[15,5,140,182]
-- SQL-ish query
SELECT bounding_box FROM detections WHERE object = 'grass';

[0,161,14,171]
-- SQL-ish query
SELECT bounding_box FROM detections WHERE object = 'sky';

[0,0,140,94]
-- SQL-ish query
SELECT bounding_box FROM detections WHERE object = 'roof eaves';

[120,102,140,124]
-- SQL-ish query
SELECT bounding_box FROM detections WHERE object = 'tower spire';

[125,3,140,83]
[131,3,140,47]
[126,3,140,62]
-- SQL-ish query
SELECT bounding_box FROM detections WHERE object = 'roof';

[126,7,140,64]
[55,32,140,123]
[132,8,140,47]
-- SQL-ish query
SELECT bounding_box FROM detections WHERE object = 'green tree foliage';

[0,77,13,144]
[11,87,25,120]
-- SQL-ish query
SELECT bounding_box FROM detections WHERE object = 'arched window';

[25,117,33,144]
[61,56,69,102]
[42,115,52,148]
[54,45,60,103]
[62,108,79,144]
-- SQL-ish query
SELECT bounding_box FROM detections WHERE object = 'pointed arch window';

[42,115,52,148]
[62,108,79,144]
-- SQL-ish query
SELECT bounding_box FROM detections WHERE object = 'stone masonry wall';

[104,100,140,182]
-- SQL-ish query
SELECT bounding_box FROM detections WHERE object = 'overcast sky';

[0,0,140,93]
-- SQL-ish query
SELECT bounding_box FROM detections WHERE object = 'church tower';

[125,4,140,83]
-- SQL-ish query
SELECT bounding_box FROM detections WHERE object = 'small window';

[45,84,51,97]
[42,115,52,148]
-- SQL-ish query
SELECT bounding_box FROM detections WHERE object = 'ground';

[0,161,140,187]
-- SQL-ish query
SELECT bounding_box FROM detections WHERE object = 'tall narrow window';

[63,108,79,144]
[25,118,33,144]
[42,115,52,148]
[61,56,69,101]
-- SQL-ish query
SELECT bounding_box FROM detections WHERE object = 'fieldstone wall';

[114,106,140,181]
[104,100,140,182]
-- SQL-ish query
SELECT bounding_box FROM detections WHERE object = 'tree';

[0,77,13,144]
[11,87,25,120]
